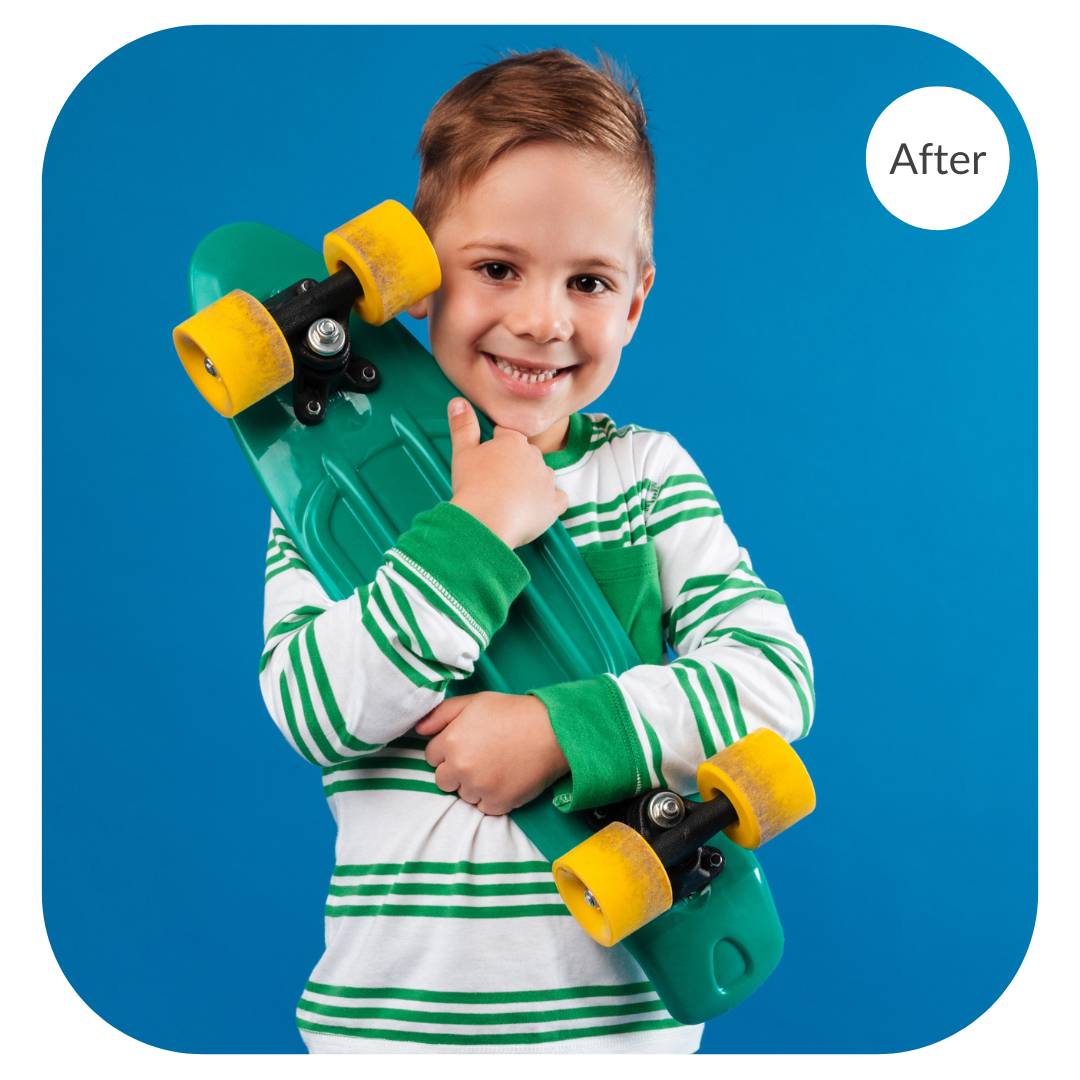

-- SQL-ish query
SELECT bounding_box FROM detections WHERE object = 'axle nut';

[307,317,346,356]
[647,792,685,828]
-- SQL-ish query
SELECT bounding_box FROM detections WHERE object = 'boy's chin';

[485,403,561,439]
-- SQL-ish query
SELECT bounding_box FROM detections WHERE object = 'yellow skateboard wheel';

[697,728,816,849]
[173,290,293,417]
[324,200,441,326]
[552,821,672,947]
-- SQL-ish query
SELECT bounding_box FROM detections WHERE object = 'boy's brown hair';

[413,48,656,265]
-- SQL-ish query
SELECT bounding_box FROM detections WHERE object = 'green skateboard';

[174,205,811,1025]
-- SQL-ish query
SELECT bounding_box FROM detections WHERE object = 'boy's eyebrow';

[458,240,628,276]
[459,240,530,256]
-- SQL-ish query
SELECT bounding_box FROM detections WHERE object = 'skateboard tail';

[628,833,785,1024]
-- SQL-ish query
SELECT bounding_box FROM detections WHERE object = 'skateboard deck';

[186,221,785,1025]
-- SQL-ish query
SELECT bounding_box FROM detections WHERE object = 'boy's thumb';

[416,694,473,736]
[448,398,480,452]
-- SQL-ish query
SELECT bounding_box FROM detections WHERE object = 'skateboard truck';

[553,728,816,947]
[262,271,381,426]
[174,201,440,424]
[583,790,729,904]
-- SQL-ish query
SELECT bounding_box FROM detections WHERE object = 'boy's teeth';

[493,356,559,383]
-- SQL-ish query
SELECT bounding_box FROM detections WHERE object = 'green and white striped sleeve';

[259,501,530,767]
[536,435,814,811]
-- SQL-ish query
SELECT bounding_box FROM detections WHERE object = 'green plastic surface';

[187,222,785,1026]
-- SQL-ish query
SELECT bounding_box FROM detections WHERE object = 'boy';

[260,49,813,1054]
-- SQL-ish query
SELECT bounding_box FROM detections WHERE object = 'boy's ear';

[406,295,430,320]
[622,264,656,346]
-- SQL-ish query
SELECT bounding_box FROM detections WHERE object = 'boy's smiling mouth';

[484,353,572,388]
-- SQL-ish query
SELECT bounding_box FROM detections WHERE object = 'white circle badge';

[866,86,1010,230]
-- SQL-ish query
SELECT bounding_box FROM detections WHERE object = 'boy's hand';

[447,398,569,549]
[416,692,569,816]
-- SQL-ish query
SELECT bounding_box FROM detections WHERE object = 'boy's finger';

[456,785,481,807]
[448,398,480,454]
[432,759,461,794]
[416,694,473,737]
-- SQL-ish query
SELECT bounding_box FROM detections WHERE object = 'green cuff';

[529,674,645,813]
[392,502,530,643]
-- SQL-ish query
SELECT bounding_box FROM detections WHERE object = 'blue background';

[42,25,1036,1054]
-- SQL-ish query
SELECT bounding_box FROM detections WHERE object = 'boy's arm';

[259,503,529,766]
[531,436,814,812]
[417,433,812,816]
[259,398,564,767]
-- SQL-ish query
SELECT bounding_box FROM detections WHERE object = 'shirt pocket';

[580,538,665,666]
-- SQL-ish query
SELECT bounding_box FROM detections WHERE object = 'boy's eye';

[571,275,608,294]
[482,262,513,280]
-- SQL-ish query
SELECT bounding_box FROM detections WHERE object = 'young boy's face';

[409,142,655,453]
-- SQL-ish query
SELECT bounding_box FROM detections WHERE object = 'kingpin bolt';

[307,317,346,356]
[647,792,685,828]
[204,357,218,377]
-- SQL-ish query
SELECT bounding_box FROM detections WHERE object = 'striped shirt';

[260,412,814,1053]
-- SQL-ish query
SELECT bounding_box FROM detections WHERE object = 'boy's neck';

[528,415,571,456]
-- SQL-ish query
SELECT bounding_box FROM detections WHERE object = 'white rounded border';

[19,4,1062,1075]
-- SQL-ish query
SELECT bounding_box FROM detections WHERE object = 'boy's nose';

[505,285,573,344]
